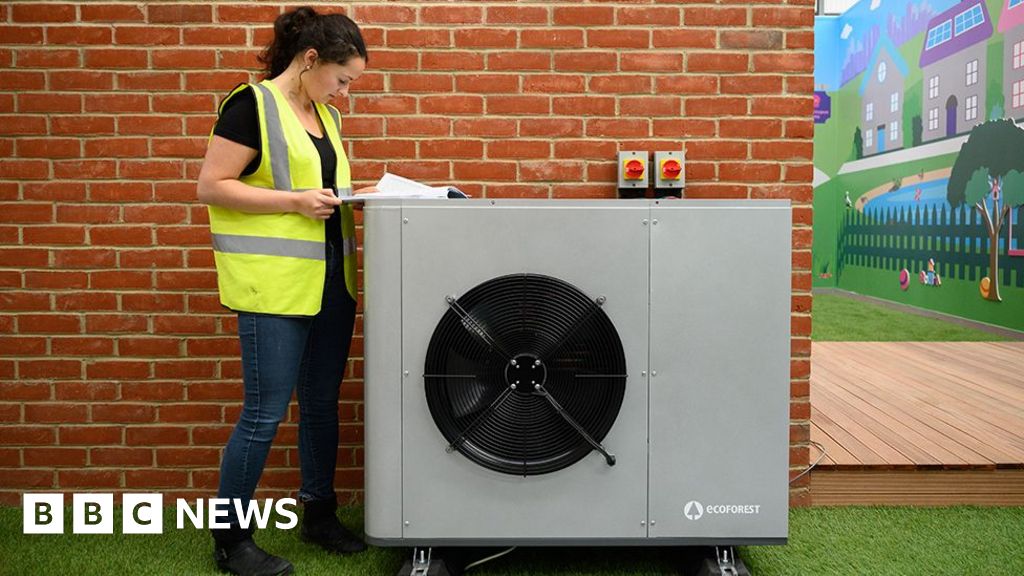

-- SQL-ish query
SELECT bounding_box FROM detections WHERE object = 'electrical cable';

[789,440,828,485]
[463,547,516,571]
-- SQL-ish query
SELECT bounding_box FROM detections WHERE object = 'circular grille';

[425,273,626,476]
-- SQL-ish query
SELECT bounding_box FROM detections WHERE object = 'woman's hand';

[294,188,342,220]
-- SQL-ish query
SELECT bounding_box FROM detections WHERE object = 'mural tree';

[947,119,1024,302]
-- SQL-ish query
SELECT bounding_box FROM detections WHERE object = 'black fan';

[424,273,627,476]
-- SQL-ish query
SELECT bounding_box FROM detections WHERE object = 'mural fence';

[838,205,1024,286]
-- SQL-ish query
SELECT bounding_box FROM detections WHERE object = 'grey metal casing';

[647,202,790,540]
[363,199,790,546]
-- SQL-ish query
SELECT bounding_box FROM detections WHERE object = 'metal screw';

[534,383,541,390]
[404,520,410,526]
[403,218,409,224]
[652,219,659,225]
[511,383,517,390]
[403,370,409,377]
[641,520,646,526]
[641,371,647,377]
[652,371,657,377]
[650,520,656,526]
[446,295,454,303]
[596,296,606,305]
[510,359,517,367]
[534,359,541,366]
[642,219,649,226]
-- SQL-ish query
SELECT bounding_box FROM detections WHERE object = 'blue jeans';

[217,243,355,524]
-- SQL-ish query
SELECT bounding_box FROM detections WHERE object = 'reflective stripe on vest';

[212,225,357,260]
[253,83,292,191]
[342,236,357,257]
[212,233,325,260]
[326,105,342,139]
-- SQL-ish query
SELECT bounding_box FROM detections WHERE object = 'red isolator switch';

[624,158,646,180]
[660,158,681,180]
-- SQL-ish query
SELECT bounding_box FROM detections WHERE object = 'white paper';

[340,172,453,202]
[377,172,451,196]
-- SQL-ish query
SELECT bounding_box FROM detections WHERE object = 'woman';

[196,7,372,575]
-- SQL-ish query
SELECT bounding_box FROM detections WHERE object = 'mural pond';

[864,177,952,215]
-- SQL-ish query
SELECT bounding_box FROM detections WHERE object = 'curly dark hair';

[258,6,368,78]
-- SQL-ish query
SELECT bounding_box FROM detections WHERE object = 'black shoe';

[301,498,367,555]
[213,538,294,576]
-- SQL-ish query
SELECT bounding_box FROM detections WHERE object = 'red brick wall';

[0,1,814,506]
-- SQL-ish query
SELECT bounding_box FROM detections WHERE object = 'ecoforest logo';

[23,493,297,534]
[683,500,704,520]
[684,500,761,521]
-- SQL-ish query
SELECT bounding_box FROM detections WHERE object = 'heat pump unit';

[362,199,791,554]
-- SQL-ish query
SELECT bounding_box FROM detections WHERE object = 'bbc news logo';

[23,493,298,534]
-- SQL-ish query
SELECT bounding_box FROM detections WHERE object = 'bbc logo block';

[122,493,164,534]
[23,493,164,535]
[23,494,64,534]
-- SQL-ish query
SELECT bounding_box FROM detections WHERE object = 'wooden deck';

[809,341,1024,505]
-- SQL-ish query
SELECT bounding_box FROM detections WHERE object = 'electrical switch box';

[617,151,648,198]
[653,151,684,198]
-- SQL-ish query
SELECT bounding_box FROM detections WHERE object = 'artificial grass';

[1,505,1022,575]
[811,293,1012,341]
[742,506,1024,575]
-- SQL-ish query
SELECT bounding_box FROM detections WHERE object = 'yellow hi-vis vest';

[207,80,358,315]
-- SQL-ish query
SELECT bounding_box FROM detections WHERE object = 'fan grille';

[425,273,626,475]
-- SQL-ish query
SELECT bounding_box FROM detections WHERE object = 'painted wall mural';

[814,0,1024,331]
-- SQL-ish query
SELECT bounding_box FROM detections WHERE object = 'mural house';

[919,0,992,142]
[860,35,909,156]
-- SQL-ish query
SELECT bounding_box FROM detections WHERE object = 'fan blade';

[424,374,495,419]
[445,386,515,454]
[535,296,606,362]
[446,295,515,361]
